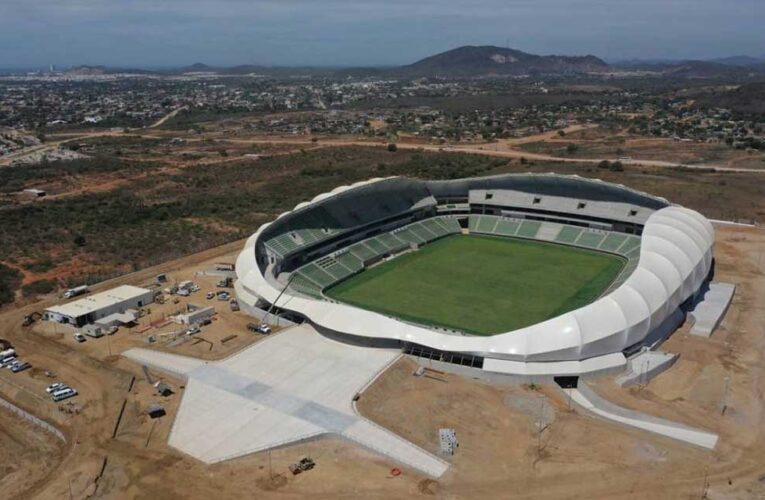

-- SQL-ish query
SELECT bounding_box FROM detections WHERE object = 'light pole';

[721,376,730,416]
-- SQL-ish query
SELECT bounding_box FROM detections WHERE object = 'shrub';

[22,279,56,297]
[0,263,23,306]
[609,161,624,172]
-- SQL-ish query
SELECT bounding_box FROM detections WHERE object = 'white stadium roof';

[235,176,713,374]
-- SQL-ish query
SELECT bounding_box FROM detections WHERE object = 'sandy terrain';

[0,223,764,499]
[0,406,64,499]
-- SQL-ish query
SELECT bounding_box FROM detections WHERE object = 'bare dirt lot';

[0,406,64,498]
[517,128,765,169]
[1,220,765,499]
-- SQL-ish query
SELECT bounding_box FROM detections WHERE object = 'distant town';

[2,66,763,161]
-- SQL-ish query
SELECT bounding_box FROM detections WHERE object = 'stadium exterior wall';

[235,176,714,376]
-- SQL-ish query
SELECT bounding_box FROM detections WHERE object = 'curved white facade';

[235,176,713,374]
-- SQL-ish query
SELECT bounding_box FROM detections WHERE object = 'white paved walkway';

[566,382,718,449]
[123,324,449,478]
[689,282,736,337]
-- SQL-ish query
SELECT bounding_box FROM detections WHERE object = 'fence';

[0,395,66,443]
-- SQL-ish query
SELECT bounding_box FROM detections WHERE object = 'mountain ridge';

[394,45,609,76]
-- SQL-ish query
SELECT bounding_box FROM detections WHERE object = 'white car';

[46,382,67,394]
[256,324,271,334]
[73,333,87,343]
[206,292,215,300]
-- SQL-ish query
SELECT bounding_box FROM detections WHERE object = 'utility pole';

[721,376,730,416]
[537,397,544,455]
[700,467,709,499]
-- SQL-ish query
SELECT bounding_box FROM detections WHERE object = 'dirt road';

[149,106,188,128]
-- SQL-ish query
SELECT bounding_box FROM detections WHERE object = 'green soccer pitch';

[325,234,625,336]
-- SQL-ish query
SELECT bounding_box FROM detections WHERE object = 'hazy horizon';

[1,0,763,68]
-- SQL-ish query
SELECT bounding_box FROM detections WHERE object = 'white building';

[44,285,153,327]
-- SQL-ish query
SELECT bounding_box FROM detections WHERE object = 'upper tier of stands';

[262,178,437,259]
[468,189,654,225]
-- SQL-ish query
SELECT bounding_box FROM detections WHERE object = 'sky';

[1,0,763,68]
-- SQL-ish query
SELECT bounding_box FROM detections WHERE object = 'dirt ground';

[1,223,765,499]
[517,130,765,169]
[0,406,64,497]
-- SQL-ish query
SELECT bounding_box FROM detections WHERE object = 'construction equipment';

[288,457,315,475]
[22,311,42,327]
[439,428,459,455]
[216,277,233,288]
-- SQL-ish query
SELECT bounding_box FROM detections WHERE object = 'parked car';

[206,292,215,300]
[73,333,87,343]
[229,299,240,312]
[186,324,201,336]
[11,361,31,373]
[256,324,271,335]
[107,326,118,335]
[0,356,16,368]
[46,382,68,394]
[217,292,230,301]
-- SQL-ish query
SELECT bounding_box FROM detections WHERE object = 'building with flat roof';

[44,285,153,327]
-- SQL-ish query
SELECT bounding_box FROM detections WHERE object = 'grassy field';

[326,235,624,335]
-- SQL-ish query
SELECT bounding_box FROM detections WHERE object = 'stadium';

[235,174,714,380]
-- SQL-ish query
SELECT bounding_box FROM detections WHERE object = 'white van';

[51,388,77,402]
